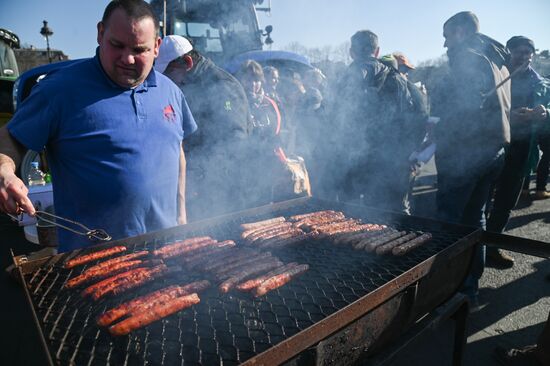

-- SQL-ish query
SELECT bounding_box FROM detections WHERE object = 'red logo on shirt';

[163,104,176,122]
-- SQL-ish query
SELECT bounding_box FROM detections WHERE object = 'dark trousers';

[536,132,550,191]
[487,140,531,233]
[343,160,411,214]
[435,151,505,297]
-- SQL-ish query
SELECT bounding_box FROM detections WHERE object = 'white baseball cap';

[154,35,193,73]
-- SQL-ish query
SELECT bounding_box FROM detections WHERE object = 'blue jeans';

[435,150,505,298]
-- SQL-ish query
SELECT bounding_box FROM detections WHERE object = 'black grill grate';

[21,200,476,365]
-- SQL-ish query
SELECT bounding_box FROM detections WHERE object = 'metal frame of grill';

[12,197,482,365]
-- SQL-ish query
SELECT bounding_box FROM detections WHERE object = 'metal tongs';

[480,60,530,109]
[7,209,112,242]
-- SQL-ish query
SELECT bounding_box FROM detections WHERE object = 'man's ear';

[153,36,161,58]
[97,21,104,45]
[374,47,380,58]
[182,55,194,71]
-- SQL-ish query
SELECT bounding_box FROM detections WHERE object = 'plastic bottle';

[28,162,46,186]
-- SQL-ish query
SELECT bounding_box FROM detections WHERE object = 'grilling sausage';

[219,259,283,293]
[293,213,346,228]
[240,217,286,230]
[199,248,257,272]
[289,210,342,221]
[392,233,433,256]
[375,233,418,255]
[90,264,168,301]
[253,264,309,297]
[255,230,304,247]
[181,241,236,265]
[364,231,407,252]
[81,267,151,297]
[333,225,387,245]
[214,251,273,280]
[258,232,310,249]
[152,237,215,258]
[108,293,200,336]
[97,280,210,327]
[64,246,127,269]
[241,222,293,239]
[249,227,304,244]
[236,263,299,291]
[154,239,219,260]
[65,259,146,289]
[246,224,297,242]
[351,229,394,249]
[309,219,359,231]
[354,231,403,251]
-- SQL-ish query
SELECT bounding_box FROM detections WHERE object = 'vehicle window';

[0,42,19,77]
[174,21,223,53]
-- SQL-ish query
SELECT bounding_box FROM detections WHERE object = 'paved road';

[410,159,550,366]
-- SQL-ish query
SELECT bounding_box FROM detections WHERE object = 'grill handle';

[483,231,550,259]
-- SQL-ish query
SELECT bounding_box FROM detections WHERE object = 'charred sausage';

[219,259,283,293]
[240,217,286,230]
[97,280,210,327]
[65,259,146,289]
[392,233,433,256]
[64,246,127,269]
[253,264,309,297]
[108,293,200,336]
[375,233,418,255]
[236,263,299,291]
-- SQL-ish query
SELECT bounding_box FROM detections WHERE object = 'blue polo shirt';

[8,52,197,252]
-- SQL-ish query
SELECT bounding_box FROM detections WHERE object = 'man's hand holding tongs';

[0,166,35,216]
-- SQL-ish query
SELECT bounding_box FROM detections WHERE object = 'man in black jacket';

[435,11,511,305]
[335,30,427,214]
[156,35,251,221]
[486,36,550,268]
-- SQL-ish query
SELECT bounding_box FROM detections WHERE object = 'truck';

[149,0,312,74]
[0,28,20,126]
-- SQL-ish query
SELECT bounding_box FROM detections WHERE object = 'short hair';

[263,66,279,77]
[506,36,535,53]
[444,11,480,35]
[102,0,160,37]
[351,30,379,56]
[237,60,265,83]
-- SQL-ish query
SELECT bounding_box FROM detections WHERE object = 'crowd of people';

[0,1,549,364]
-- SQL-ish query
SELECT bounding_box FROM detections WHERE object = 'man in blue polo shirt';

[0,0,197,252]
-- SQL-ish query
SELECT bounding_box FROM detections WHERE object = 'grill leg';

[367,292,470,366]
[451,296,469,366]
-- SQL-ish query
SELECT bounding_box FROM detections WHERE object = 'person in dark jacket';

[335,30,427,214]
[486,36,550,267]
[434,11,511,306]
[156,35,251,221]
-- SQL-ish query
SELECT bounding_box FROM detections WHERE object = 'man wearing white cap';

[156,35,251,221]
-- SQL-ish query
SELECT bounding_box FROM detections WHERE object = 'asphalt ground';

[407,160,550,366]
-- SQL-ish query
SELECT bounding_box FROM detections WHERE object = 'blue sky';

[1,0,549,65]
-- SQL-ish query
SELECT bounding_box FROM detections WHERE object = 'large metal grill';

[13,197,481,365]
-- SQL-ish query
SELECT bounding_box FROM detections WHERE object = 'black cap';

[506,36,535,53]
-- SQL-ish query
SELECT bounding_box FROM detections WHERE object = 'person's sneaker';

[486,248,515,269]
[534,190,550,199]
[494,345,541,365]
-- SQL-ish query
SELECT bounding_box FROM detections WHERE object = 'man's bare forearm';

[177,143,187,224]
[0,125,25,171]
